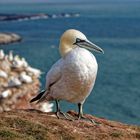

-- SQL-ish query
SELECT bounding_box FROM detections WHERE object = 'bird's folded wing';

[45,59,63,89]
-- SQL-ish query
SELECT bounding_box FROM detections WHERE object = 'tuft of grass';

[0,130,18,139]
[0,128,33,140]
[110,131,123,138]
[0,117,50,140]
[130,126,140,139]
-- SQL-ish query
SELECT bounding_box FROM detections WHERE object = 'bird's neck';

[59,44,73,57]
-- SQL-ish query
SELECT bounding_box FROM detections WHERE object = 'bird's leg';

[77,103,97,124]
[55,100,73,121]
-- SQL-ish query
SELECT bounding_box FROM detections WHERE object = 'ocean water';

[0,1,140,125]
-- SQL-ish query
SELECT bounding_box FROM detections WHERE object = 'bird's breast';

[61,48,98,103]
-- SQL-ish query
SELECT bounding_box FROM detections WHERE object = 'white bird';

[12,55,28,68]
[26,66,41,77]
[20,57,28,68]
[19,72,32,83]
[8,76,22,87]
[0,49,5,60]
[1,90,12,98]
[0,70,8,79]
[40,102,54,113]
[8,51,14,62]
[30,29,104,122]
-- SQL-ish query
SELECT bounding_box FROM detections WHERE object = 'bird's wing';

[45,58,63,90]
[30,59,63,103]
[30,90,46,103]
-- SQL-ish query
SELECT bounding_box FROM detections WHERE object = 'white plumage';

[8,51,14,62]
[46,47,97,103]
[8,77,22,87]
[1,90,12,98]
[12,55,28,68]
[0,49,5,60]
[40,102,54,112]
[26,66,41,77]
[19,72,32,83]
[0,70,8,79]
[30,29,103,121]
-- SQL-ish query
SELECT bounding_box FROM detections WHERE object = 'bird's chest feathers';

[63,48,97,83]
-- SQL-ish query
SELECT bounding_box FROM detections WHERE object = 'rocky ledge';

[0,33,22,45]
[0,110,139,140]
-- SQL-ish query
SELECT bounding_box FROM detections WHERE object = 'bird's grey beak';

[75,39,104,54]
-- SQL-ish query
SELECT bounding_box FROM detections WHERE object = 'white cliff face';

[0,49,53,113]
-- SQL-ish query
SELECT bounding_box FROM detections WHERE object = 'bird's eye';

[73,38,85,45]
[76,38,81,43]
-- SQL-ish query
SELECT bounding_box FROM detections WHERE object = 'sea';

[0,1,140,125]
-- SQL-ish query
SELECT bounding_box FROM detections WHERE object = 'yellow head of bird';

[59,29,104,57]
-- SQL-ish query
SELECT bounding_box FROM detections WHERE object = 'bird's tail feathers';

[30,89,47,103]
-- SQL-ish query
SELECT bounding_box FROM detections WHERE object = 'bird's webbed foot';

[77,115,98,124]
[55,100,74,121]
[56,111,74,121]
[77,103,100,125]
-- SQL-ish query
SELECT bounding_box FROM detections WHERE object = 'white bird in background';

[12,55,28,68]
[8,51,14,62]
[8,76,22,87]
[26,66,41,77]
[1,89,12,98]
[19,72,32,83]
[0,70,8,79]
[30,29,104,122]
[0,49,5,60]
[40,102,54,113]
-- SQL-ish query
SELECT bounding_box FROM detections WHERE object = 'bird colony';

[0,49,53,112]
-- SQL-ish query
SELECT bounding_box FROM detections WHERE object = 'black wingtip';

[30,98,37,103]
[29,90,46,103]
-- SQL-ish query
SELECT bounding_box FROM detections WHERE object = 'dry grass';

[0,110,139,140]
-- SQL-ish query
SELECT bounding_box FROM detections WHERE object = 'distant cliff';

[0,110,139,140]
[0,33,22,45]
[0,13,80,22]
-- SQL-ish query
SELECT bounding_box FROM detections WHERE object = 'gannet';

[1,90,12,98]
[30,29,104,122]
[0,70,8,79]
[12,55,28,68]
[0,49,5,60]
[8,76,22,87]
[8,51,14,62]
[19,72,32,83]
[26,66,41,77]
[40,102,54,113]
